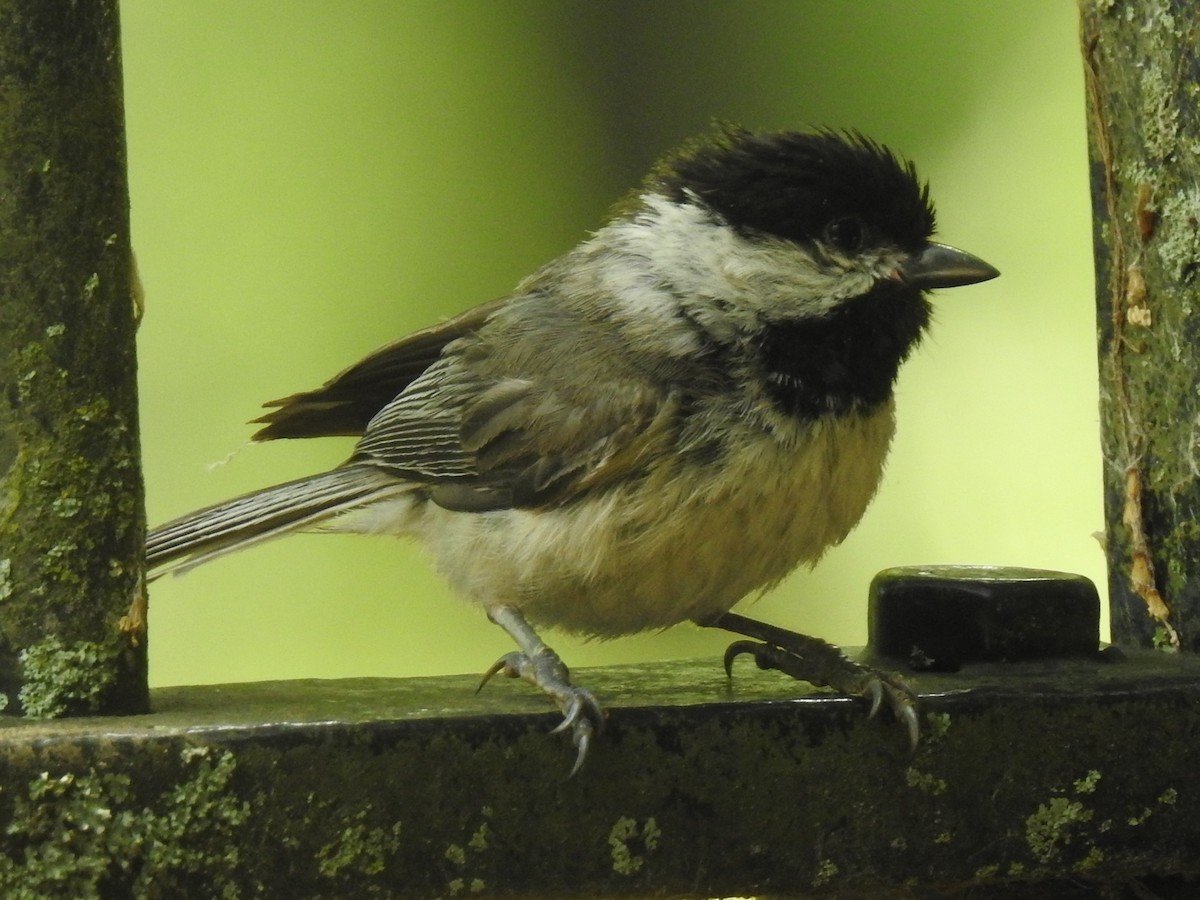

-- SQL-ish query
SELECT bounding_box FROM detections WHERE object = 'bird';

[147,127,998,773]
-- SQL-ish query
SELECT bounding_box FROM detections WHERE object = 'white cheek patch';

[719,242,862,317]
[588,194,896,336]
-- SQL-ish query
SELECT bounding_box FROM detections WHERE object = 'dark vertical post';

[0,2,147,713]
[1080,1,1200,650]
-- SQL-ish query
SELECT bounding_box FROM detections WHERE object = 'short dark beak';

[900,242,1000,290]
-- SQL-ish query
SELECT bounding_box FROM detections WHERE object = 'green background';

[124,1,1101,688]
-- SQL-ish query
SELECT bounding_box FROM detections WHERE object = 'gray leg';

[480,605,604,775]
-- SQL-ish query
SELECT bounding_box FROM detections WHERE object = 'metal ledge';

[0,652,1198,897]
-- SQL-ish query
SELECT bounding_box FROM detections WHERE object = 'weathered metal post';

[1081,1,1200,651]
[0,2,147,714]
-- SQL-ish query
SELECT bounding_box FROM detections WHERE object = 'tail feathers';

[147,464,408,578]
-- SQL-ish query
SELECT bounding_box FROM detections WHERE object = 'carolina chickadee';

[148,128,998,773]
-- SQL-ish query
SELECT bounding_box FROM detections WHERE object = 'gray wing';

[252,297,508,440]
[352,295,682,511]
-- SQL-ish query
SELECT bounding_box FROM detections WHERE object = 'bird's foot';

[724,636,919,749]
[479,647,605,776]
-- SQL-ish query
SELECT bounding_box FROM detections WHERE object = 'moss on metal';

[0,1,147,712]
[0,658,1196,896]
[0,745,247,899]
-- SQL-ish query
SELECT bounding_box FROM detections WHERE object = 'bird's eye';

[824,217,865,254]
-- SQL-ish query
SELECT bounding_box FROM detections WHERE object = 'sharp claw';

[551,695,583,734]
[569,722,592,778]
[900,701,921,752]
[551,686,604,775]
[878,681,920,751]
[584,693,606,736]
[556,692,601,776]
[866,680,920,749]
[723,640,759,677]
[476,653,516,694]
[866,679,884,719]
